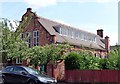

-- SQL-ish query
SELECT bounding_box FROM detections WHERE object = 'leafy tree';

[24,43,72,66]
[25,46,47,66]
[82,50,100,70]
[0,18,29,65]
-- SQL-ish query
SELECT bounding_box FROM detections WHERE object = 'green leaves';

[107,47,120,70]
[65,47,120,70]
[65,51,100,70]
[65,52,81,70]
[23,44,71,66]
[1,20,29,63]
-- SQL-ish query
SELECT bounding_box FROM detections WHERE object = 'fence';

[65,70,120,83]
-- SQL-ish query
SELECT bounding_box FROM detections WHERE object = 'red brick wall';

[22,16,51,47]
[47,60,65,81]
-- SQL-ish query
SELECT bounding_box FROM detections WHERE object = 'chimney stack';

[21,8,32,21]
[105,36,110,52]
[27,8,32,12]
[97,29,103,38]
[52,35,56,43]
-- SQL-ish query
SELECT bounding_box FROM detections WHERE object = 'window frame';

[16,58,22,64]
[33,30,39,46]
[26,32,31,48]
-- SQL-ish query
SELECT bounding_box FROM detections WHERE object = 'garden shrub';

[65,52,81,70]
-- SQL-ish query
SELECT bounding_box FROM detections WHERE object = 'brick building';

[14,8,109,65]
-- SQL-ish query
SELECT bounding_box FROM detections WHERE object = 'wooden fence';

[65,70,120,83]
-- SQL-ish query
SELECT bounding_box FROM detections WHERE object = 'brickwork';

[22,17,51,47]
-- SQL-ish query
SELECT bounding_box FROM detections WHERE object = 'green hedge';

[65,48,120,70]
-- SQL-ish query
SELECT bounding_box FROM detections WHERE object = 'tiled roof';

[37,16,105,50]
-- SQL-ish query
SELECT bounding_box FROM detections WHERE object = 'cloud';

[0,0,24,2]
[54,19,71,26]
[58,0,119,3]
[0,0,118,4]
[22,0,119,9]
[24,0,57,9]
[21,0,119,9]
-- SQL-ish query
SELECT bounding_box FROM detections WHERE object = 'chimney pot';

[27,8,32,12]
[97,29,103,38]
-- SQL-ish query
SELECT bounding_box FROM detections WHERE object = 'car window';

[4,67,14,72]
[24,67,39,75]
[13,67,26,73]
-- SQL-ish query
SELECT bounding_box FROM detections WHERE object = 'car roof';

[6,66,27,68]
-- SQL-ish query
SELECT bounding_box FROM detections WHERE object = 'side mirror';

[20,71,27,75]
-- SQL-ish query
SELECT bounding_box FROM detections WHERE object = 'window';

[74,31,79,38]
[33,31,39,46]
[26,32,31,48]
[4,67,14,72]
[59,27,96,42]
[16,58,22,64]
[21,33,24,40]
[13,67,26,73]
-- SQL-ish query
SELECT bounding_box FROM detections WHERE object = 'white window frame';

[26,32,31,47]
[33,30,39,46]
[16,58,22,64]
[59,27,97,42]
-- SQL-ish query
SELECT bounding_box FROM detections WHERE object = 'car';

[0,66,57,84]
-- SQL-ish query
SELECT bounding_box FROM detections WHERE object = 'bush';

[65,47,120,70]
[99,59,109,69]
[65,51,100,70]
[65,52,81,70]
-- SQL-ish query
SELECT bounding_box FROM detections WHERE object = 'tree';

[0,18,29,65]
[25,43,72,66]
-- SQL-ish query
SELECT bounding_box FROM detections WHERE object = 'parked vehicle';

[0,66,57,84]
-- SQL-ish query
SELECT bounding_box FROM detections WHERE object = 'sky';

[0,0,119,46]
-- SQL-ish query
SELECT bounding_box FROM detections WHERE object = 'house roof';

[37,16,105,50]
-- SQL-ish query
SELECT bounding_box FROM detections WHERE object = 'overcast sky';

[0,0,119,45]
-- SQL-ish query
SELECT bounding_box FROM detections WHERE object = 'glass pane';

[37,31,39,36]
[34,31,36,37]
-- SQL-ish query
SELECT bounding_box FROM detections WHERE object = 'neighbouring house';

[11,8,109,65]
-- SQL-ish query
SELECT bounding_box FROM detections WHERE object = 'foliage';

[1,19,29,62]
[1,17,72,66]
[7,41,28,60]
[65,50,100,70]
[23,43,72,66]
[26,46,47,65]
[99,58,109,69]
[65,47,120,70]
[65,52,81,70]
[107,47,120,70]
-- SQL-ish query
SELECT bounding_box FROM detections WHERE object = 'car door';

[2,66,14,83]
[12,67,29,84]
